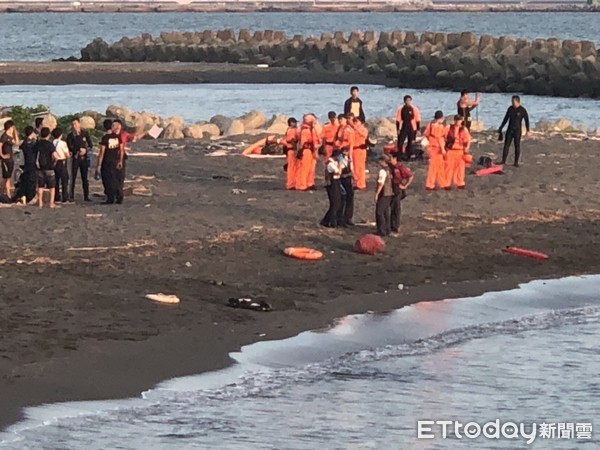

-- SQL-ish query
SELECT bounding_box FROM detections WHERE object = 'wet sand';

[1,133,599,430]
[0,61,386,86]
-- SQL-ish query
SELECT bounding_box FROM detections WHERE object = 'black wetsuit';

[499,105,530,166]
[67,130,92,201]
[397,106,419,160]
[457,101,475,131]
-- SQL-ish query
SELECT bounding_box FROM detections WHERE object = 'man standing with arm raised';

[498,95,530,167]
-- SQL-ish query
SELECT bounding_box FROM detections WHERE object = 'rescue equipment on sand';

[476,165,504,176]
[503,246,549,260]
[283,247,324,261]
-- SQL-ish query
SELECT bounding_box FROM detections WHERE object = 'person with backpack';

[423,110,449,191]
[388,152,414,235]
[444,115,472,190]
[374,155,395,237]
[52,128,70,204]
[35,127,58,208]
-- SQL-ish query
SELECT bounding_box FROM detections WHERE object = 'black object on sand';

[228,298,273,312]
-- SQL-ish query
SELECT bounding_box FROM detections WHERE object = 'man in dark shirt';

[343,86,366,123]
[35,127,58,208]
[498,95,530,167]
[67,117,93,202]
[95,119,124,204]
[1,120,19,199]
[17,126,38,203]
[388,152,414,235]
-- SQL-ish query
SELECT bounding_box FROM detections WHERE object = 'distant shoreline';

[0,4,598,14]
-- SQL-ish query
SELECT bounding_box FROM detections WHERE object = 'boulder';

[470,120,485,133]
[79,115,96,130]
[366,118,396,140]
[106,105,133,120]
[534,119,554,132]
[553,118,573,132]
[238,110,266,131]
[39,113,57,130]
[595,126,600,137]
[183,122,220,139]
[210,114,233,134]
[224,119,245,136]
[354,234,385,255]
[265,114,289,134]
[163,116,185,139]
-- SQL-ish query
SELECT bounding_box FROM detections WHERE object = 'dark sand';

[1,133,599,430]
[0,62,386,86]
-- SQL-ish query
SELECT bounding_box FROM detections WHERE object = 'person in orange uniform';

[350,115,369,190]
[423,110,448,191]
[395,95,421,161]
[334,114,355,158]
[282,117,299,190]
[306,113,322,189]
[296,114,321,191]
[321,111,338,161]
[444,115,472,189]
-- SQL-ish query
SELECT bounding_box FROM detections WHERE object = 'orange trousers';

[295,151,315,191]
[286,150,297,190]
[426,152,446,190]
[308,152,317,189]
[445,150,466,188]
[352,148,367,190]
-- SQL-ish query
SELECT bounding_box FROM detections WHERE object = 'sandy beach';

[1,131,599,430]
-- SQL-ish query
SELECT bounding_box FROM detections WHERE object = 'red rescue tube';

[503,246,549,260]
[476,165,504,176]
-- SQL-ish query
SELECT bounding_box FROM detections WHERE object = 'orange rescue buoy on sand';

[503,246,549,260]
[283,247,324,261]
[476,165,504,176]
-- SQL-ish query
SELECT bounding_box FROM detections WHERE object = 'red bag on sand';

[354,234,385,255]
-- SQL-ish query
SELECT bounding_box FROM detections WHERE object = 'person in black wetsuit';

[343,86,366,123]
[457,90,480,131]
[498,95,530,167]
[16,126,38,202]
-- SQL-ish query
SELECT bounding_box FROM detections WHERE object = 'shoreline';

[0,5,597,14]
[0,62,388,86]
[1,274,595,433]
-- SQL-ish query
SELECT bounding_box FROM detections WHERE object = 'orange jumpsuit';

[423,121,448,190]
[283,127,299,190]
[296,124,321,191]
[351,122,369,190]
[445,125,471,189]
[321,122,338,161]
[334,125,355,155]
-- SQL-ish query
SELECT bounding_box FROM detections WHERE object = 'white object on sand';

[128,152,168,157]
[148,124,164,139]
[146,293,180,304]
[256,64,269,68]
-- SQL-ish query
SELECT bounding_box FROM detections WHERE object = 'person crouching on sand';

[321,150,342,228]
[375,155,394,237]
[444,115,471,190]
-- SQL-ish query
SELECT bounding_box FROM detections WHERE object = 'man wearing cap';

[423,110,449,190]
[444,115,471,189]
[283,117,299,190]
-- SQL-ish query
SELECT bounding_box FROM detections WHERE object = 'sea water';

[1,275,599,449]
[0,12,599,61]
[1,83,600,129]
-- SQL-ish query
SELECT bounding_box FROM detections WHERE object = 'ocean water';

[1,275,599,449]
[0,12,599,61]
[1,83,600,129]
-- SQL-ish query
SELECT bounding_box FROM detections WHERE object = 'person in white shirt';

[52,128,71,204]
[320,150,343,228]
[374,155,395,236]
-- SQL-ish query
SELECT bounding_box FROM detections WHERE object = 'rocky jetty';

[80,29,600,98]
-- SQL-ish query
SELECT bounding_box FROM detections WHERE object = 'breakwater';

[80,29,600,98]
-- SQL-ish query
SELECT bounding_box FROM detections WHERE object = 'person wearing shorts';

[1,120,19,199]
[35,127,58,208]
